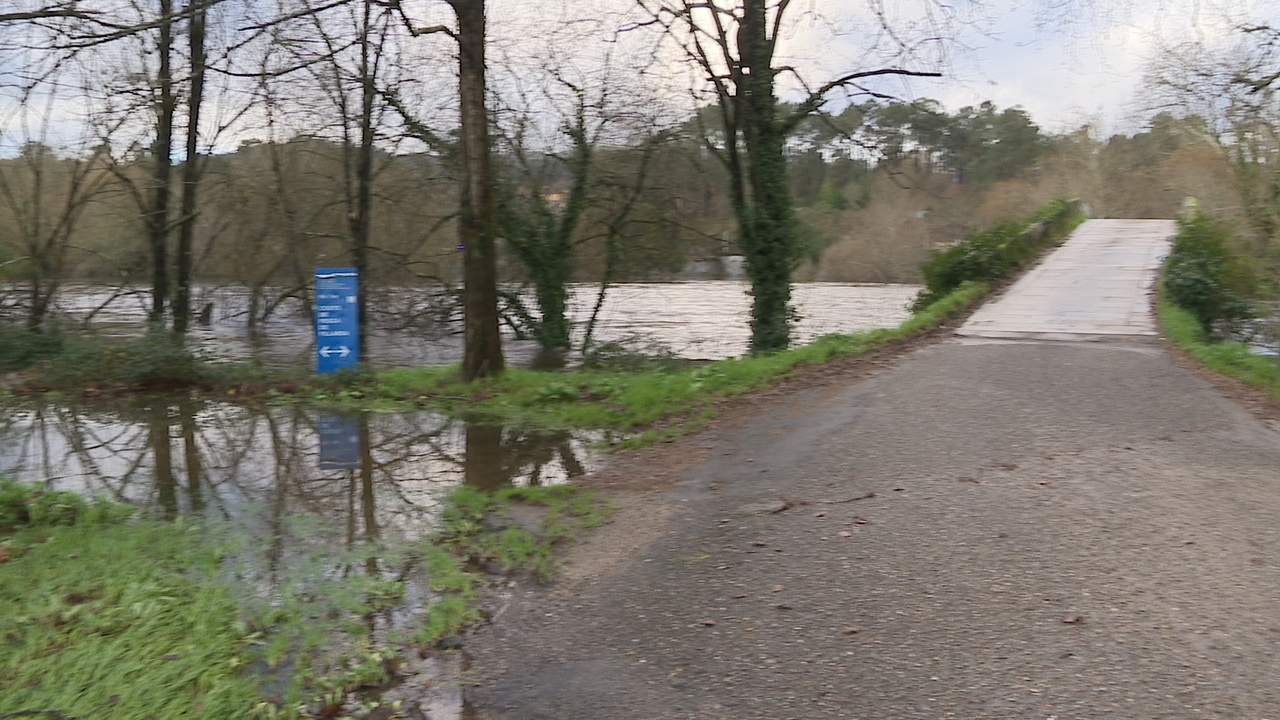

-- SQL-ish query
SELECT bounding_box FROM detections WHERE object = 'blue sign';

[317,412,362,470]
[314,268,359,374]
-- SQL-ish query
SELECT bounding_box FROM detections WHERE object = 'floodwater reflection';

[0,397,601,714]
[0,399,600,534]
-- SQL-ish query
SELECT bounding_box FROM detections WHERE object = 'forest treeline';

[0,99,1048,283]
[2,2,1279,367]
[0,101,1232,316]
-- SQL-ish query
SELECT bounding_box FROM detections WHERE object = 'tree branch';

[238,0,354,31]
[0,9,100,23]
[783,68,943,131]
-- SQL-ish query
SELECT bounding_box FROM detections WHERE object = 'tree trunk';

[179,397,204,514]
[736,0,798,354]
[464,422,506,490]
[173,0,205,334]
[149,0,176,326]
[450,0,504,380]
[349,0,376,354]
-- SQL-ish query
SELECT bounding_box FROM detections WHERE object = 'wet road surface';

[460,220,1280,719]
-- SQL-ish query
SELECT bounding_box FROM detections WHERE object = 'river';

[42,281,921,368]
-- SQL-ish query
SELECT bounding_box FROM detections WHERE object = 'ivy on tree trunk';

[640,0,941,355]
[499,95,592,353]
[729,0,800,354]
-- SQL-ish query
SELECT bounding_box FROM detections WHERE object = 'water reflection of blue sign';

[317,413,362,470]
[314,268,360,375]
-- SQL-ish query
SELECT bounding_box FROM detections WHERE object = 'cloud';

[808,0,1280,133]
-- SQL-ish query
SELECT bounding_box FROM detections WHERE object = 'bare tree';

[380,0,503,378]
[635,0,943,353]
[3,0,245,333]
[1148,24,1280,271]
[172,0,207,333]
[0,135,112,331]
[449,0,503,379]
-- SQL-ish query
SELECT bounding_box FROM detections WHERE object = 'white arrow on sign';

[319,345,352,358]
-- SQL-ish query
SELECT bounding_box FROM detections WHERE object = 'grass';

[0,202,1085,716]
[0,477,612,719]
[3,277,1000,450]
[297,280,993,445]
[1158,298,1280,399]
[0,488,263,719]
[1,321,303,396]
[4,325,217,391]
[294,201,1082,441]
[7,218,1047,429]
[435,484,614,583]
[0,323,65,372]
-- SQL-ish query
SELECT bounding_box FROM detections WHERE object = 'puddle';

[0,398,600,520]
[0,397,603,717]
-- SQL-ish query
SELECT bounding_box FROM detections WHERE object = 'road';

[460,220,1280,719]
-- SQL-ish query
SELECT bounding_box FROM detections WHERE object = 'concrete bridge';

[960,219,1174,341]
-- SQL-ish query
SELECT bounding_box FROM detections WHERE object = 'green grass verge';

[1158,298,1280,399]
[0,518,263,719]
[300,202,1084,438]
[0,478,611,719]
[303,280,993,443]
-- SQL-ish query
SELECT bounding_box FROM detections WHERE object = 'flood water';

[0,397,603,717]
[0,399,601,528]
[43,281,921,368]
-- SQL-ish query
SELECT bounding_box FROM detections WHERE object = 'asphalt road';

[461,221,1280,719]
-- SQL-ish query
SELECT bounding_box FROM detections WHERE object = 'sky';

[3,0,1279,154]
[896,0,1278,134]
[758,0,1280,136]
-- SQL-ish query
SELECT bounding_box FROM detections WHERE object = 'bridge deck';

[957,218,1175,341]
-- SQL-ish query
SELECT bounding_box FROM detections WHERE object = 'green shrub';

[0,323,65,371]
[0,477,133,531]
[35,328,212,388]
[580,334,687,372]
[912,198,1079,312]
[1163,213,1257,339]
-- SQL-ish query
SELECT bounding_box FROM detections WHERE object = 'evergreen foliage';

[1163,212,1257,339]
[912,199,1080,311]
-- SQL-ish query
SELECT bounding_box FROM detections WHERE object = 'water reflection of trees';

[0,399,597,693]
[464,423,587,491]
[0,400,596,536]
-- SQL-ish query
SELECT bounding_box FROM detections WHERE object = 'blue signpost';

[314,268,359,374]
